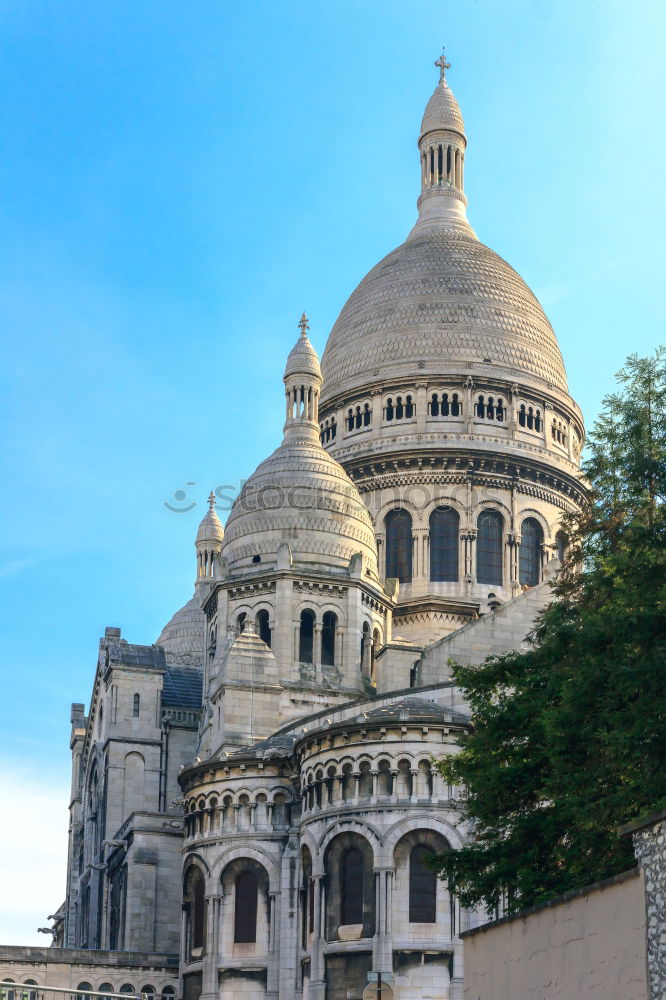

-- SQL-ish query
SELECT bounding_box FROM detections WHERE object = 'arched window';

[321,611,337,666]
[341,848,364,925]
[76,985,91,1000]
[237,612,247,634]
[477,510,504,586]
[132,694,140,718]
[184,866,206,956]
[519,403,526,427]
[385,509,412,583]
[23,982,37,1000]
[119,987,134,997]
[160,989,175,1000]
[330,416,336,439]
[355,406,362,429]
[476,394,485,417]
[405,395,414,418]
[256,609,271,647]
[299,610,315,663]
[347,408,354,431]
[363,403,371,426]
[535,409,542,432]
[429,507,459,582]
[2,981,15,1000]
[519,517,543,587]
[234,870,258,943]
[430,393,439,416]
[139,988,155,999]
[98,986,114,1000]
[385,398,394,421]
[395,396,404,420]
[451,393,461,416]
[496,398,504,421]
[409,845,437,923]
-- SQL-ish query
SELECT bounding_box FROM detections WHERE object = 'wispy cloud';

[0,558,36,578]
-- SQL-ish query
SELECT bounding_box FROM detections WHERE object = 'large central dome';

[321,228,568,401]
[320,58,568,405]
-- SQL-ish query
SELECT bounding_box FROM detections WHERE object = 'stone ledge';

[0,946,179,968]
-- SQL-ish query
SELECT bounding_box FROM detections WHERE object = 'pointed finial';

[298,312,309,337]
[435,47,451,83]
[207,490,216,512]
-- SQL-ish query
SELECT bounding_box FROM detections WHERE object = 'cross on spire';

[298,312,309,337]
[435,47,451,83]
[207,490,216,512]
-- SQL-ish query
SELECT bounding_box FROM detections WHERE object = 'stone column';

[266,889,280,1000]
[201,891,221,1000]
[309,874,327,1000]
[415,381,428,433]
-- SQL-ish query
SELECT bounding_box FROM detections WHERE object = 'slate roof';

[108,642,166,669]
[161,666,203,710]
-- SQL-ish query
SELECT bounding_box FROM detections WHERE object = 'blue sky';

[1,0,665,943]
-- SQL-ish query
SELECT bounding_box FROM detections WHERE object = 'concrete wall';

[461,869,648,1000]
[420,581,551,684]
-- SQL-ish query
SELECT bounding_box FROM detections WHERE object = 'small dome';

[221,437,379,577]
[421,78,465,137]
[196,505,224,546]
[156,593,205,667]
[284,313,322,380]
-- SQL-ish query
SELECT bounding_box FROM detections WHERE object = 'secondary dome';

[321,229,568,400]
[222,438,378,574]
[222,318,379,577]
[156,594,205,666]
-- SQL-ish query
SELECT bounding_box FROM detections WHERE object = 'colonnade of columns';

[421,141,464,191]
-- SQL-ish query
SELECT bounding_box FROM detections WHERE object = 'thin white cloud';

[0,559,36,578]
[0,766,69,946]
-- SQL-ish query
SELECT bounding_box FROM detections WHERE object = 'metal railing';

[0,985,164,1000]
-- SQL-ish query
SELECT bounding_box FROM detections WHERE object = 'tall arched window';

[341,848,364,925]
[132,693,140,718]
[409,845,437,923]
[76,986,91,1000]
[321,611,337,666]
[237,612,247,634]
[299,610,315,663]
[429,507,459,582]
[234,870,258,943]
[184,866,206,956]
[555,529,568,563]
[477,510,504,586]
[385,509,412,583]
[519,517,544,587]
[256,609,271,647]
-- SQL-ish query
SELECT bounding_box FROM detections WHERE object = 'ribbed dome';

[421,79,464,136]
[196,506,224,545]
[285,333,322,379]
[156,593,205,666]
[221,436,378,576]
[320,229,568,402]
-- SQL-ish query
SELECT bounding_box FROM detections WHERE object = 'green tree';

[436,349,666,916]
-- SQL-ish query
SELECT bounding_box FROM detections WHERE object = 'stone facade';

[3,55,590,1000]
[621,808,666,1000]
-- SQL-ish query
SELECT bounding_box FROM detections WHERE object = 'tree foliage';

[436,349,666,916]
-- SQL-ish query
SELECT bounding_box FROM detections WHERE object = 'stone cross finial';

[298,312,309,337]
[207,490,216,512]
[435,48,451,82]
